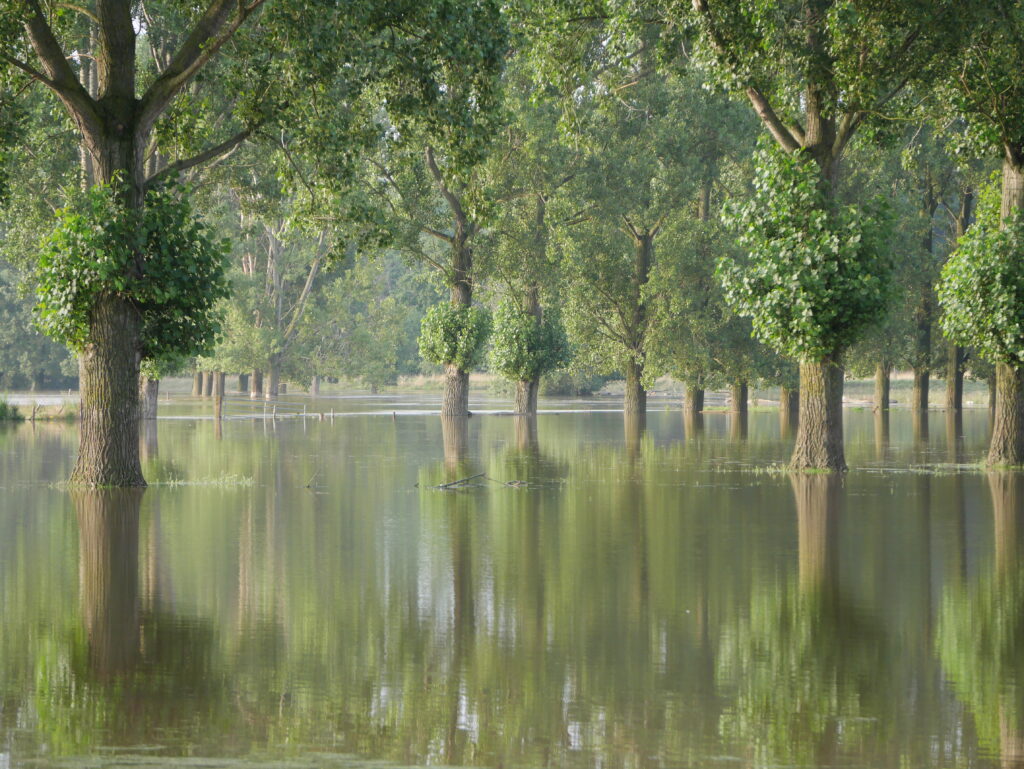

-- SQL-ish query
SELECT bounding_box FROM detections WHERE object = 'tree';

[489,299,569,413]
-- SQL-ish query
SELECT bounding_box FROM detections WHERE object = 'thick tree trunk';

[623,358,646,415]
[139,376,158,421]
[874,363,890,412]
[71,296,145,486]
[192,372,202,397]
[515,379,539,415]
[442,363,470,416]
[266,362,280,399]
[683,385,704,420]
[202,371,213,397]
[729,382,748,415]
[238,373,249,393]
[912,368,929,412]
[250,370,263,399]
[790,357,846,471]
[310,375,320,396]
[945,343,965,413]
[989,362,1024,466]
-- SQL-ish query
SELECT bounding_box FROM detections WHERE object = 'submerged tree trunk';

[624,410,646,458]
[945,343,965,413]
[192,372,202,397]
[791,356,846,472]
[238,373,249,393]
[441,414,469,472]
[515,379,539,415]
[71,296,146,486]
[266,360,280,399]
[729,382,748,415]
[780,385,799,425]
[684,385,704,420]
[623,358,646,415]
[139,376,158,421]
[989,362,1024,466]
[912,368,929,412]
[442,364,470,417]
[250,370,263,399]
[514,415,538,453]
[310,375,320,396]
[874,363,890,412]
[202,371,213,397]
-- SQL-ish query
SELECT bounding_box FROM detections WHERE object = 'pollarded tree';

[0,0,507,486]
[690,0,959,471]
[937,2,1024,465]
[490,299,569,413]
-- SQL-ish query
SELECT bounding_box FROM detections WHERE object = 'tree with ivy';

[489,299,569,413]
[0,0,507,485]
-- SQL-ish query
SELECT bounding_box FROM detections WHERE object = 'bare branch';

[746,86,801,153]
[145,126,252,188]
[424,145,468,225]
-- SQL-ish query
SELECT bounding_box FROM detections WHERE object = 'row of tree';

[3,0,1024,483]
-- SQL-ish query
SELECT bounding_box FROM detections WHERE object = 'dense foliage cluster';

[939,181,1024,367]
[418,302,491,371]
[489,300,570,382]
[34,182,228,364]
[719,147,894,361]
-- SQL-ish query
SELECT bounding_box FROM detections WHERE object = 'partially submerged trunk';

[874,364,890,412]
[730,411,748,441]
[139,376,158,421]
[202,371,213,397]
[266,359,280,399]
[514,415,538,453]
[442,364,470,417]
[192,372,202,397]
[790,356,846,472]
[729,382,748,415]
[515,379,539,415]
[989,362,1024,466]
[310,375,320,396]
[238,373,249,394]
[911,368,929,412]
[250,370,263,399]
[71,296,146,487]
[683,385,704,421]
[441,414,469,472]
[945,343,965,413]
[623,358,646,416]
[874,408,889,461]
[624,410,646,458]
[912,408,929,445]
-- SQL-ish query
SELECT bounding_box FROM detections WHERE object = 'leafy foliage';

[34,181,229,365]
[417,302,491,370]
[938,179,1024,367]
[489,299,570,382]
[719,145,893,361]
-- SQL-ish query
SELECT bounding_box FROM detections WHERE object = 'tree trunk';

[874,409,889,461]
[138,376,158,421]
[192,372,202,397]
[310,375,320,396]
[442,363,469,416]
[515,379,539,415]
[912,368,929,412]
[71,296,145,486]
[729,382,748,415]
[945,343,965,413]
[238,373,249,393]
[912,408,929,445]
[874,363,890,412]
[266,361,280,399]
[250,370,263,399]
[989,362,1024,466]
[730,411,748,441]
[212,371,224,397]
[623,358,646,415]
[202,370,213,397]
[990,373,998,421]
[780,385,799,424]
[684,385,704,420]
[791,357,846,471]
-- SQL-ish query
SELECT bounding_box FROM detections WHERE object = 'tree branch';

[144,126,253,188]
[745,86,801,153]
[424,145,468,225]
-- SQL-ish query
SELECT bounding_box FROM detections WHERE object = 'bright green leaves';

[718,146,893,362]
[34,181,229,366]
[418,301,491,371]
[489,299,570,382]
[938,178,1024,368]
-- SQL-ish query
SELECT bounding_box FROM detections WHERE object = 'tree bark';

[623,357,646,415]
[683,385,704,421]
[71,296,146,486]
[945,343,965,413]
[202,370,213,397]
[138,376,158,421]
[729,382,748,415]
[192,372,202,397]
[238,373,249,393]
[989,362,1024,466]
[515,379,539,415]
[911,368,929,412]
[250,369,263,399]
[310,375,320,396]
[790,356,846,471]
[266,360,280,399]
[442,363,469,417]
[874,363,890,412]
[779,385,799,425]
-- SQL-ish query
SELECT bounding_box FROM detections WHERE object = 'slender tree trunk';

[442,364,469,417]
[729,382,748,415]
[266,360,280,399]
[71,296,146,486]
[238,373,249,393]
[515,379,539,415]
[138,376,158,421]
[791,356,846,471]
[310,375,320,396]
[684,385,704,421]
[946,343,965,413]
[250,370,263,399]
[989,362,1024,466]
[623,358,646,415]
[212,371,224,397]
[192,372,202,397]
[912,368,929,412]
[202,371,213,397]
[874,363,890,412]
[780,385,799,425]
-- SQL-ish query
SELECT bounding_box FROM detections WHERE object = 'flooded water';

[0,395,1020,768]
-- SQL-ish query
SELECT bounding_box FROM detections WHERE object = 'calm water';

[0,396,1020,768]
